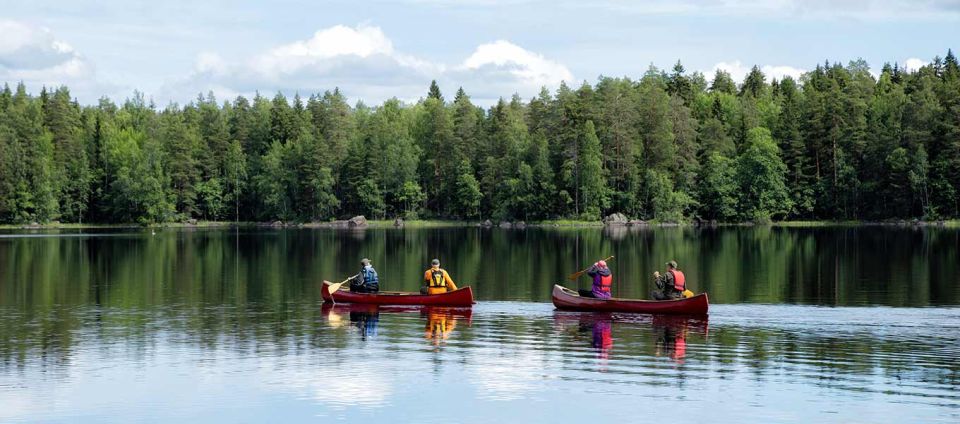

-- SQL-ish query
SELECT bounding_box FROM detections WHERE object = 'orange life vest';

[669,269,685,292]
[598,274,612,292]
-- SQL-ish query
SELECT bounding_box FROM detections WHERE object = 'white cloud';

[162,24,573,106]
[251,25,397,77]
[0,19,118,102]
[460,40,574,90]
[903,57,928,72]
[707,60,806,83]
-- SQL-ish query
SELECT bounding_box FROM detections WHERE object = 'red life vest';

[599,274,612,292]
[669,269,685,292]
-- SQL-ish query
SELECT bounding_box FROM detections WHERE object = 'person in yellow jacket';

[422,259,458,295]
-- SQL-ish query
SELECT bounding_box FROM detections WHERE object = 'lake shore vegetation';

[1,51,959,225]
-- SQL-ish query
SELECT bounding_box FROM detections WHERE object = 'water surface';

[0,227,958,422]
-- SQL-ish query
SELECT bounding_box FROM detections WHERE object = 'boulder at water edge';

[603,213,628,226]
[348,216,368,227]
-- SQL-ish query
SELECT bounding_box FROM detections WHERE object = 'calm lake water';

[1,226,958,423]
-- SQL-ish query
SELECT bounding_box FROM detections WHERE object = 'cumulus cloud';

[0,20,118,102]
[454,40,574,102]
[707,60,806,83]
[902,57,928,72]
[162,24,573,106]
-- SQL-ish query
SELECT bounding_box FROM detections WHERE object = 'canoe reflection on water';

[553,312,709,364]
[321,303,472,346]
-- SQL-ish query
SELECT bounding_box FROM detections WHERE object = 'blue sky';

[1,0,958,106]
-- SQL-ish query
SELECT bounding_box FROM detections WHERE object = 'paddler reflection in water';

[590,319,613,361]
[578,260,612,299]
[350,258,380,293]
[421,259,458,295]
[423,308,459,347]
[351,307,379,340]
[653,315,689,364]
[651,260,686,300]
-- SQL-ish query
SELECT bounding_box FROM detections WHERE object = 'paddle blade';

[566,270,585,281]
[327,281,345,295]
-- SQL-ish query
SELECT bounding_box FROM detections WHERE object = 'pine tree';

[44,87,90,222]
[160,107,202,218]
[737,127,791,221]
[740,66,766,98]
[710,69,737,95]
[669,94,699,192]
[415,84,454,216]
[578,121,607,220]
[595,77,641,215]
[667,61,694,105]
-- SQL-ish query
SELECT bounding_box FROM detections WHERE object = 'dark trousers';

[650,289,680,300]
[351,283,379,293]
[578,289,597,298]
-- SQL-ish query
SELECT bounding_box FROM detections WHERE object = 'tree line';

[1,50,959,224]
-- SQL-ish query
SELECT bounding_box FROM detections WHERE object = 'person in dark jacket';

[578,260,613,299]
[651,260,685,300]
[350,258,380,293]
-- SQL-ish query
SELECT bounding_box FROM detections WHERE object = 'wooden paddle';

[326,274,359,300]
[567,256,614,281]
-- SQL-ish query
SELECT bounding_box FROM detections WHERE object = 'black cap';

[431,259,440,266]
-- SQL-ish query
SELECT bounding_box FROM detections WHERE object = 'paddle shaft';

[567,256,614,281]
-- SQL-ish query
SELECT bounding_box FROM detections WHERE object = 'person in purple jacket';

[578,260,613,299]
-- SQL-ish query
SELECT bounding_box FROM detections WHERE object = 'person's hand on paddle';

[653,271,660,278]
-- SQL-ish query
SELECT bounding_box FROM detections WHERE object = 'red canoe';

[552,284,709,315]
[321,280,475,307]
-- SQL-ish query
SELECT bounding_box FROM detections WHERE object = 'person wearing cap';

[578,260,613,299]
[350,258,380,293]
[652,260,685,300]
[423,259,458,295]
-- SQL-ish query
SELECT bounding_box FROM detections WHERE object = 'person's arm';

[444,270,458,290]
[664,271,674,290]
[586,264,599,277]
[352,271,364,285]
[423,270,431,286]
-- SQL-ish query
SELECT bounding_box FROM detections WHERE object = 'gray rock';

[498,221,512,228]
[482,219,493,227]
[603,213,628,225]
[348,215,368,227]
[393,218,404,227]
[628,220,647,227]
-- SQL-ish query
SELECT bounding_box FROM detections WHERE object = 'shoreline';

[2,219,957,230]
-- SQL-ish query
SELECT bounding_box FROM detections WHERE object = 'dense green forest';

[1,50,959,224]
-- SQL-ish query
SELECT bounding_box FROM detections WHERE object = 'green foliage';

[737,127,792,221]
[2,51,960,224]
[454,162,482,219]
[100,117,171,223]
[646,169,694,222]
[698,153,739,221]
[578,121,607,220]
